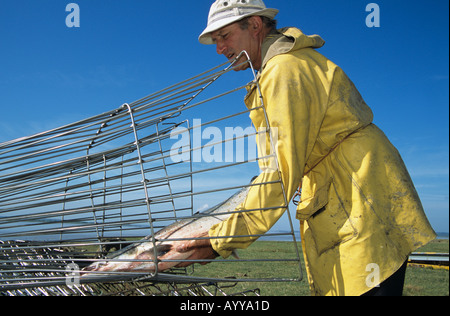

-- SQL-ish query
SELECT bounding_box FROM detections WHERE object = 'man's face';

[211,20,262,71]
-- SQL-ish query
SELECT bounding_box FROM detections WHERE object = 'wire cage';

[0,52,303,296]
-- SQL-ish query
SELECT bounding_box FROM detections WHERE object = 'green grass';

[193,241,309,296]
[404,239,449,296]
[77,238,448,296]
[192,239,449,296]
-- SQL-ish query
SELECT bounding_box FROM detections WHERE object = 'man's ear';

[247,16,264,37]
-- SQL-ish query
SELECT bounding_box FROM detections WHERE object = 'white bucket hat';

[199,0,279,45]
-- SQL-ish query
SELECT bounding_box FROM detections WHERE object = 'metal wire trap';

[0,239,259,296]
[0,52,303,296]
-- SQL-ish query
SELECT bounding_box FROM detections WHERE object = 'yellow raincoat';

[209,27,436,296]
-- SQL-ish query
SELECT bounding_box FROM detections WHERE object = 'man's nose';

[216,42,226,55]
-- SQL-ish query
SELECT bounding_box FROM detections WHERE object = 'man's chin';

[233,65,248,72]
[228,54,250,71]
[231,61,249,71]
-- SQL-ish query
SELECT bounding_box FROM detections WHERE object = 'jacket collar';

[260,27,326,71]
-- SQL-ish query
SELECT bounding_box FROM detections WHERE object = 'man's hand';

[175,232,219,268]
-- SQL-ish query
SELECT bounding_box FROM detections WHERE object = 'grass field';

[3,238,446,296]
[404,239,449,296]
[193,239,449,296]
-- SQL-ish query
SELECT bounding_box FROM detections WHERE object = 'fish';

[81,182,252,277]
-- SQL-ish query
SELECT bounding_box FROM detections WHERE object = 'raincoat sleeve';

[209,53,327,258]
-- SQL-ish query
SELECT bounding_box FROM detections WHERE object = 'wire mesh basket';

[0,52,302,296]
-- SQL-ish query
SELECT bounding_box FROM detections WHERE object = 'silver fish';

[81,183,252,277]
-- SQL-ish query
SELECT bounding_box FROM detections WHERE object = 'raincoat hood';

[261,27,325,70]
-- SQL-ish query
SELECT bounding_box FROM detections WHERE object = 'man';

[177,0,436,296]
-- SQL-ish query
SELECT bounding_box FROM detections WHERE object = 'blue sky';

[0,0,448,233]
